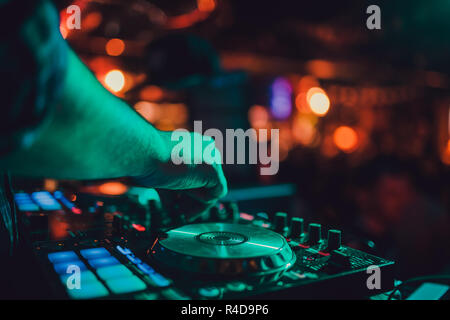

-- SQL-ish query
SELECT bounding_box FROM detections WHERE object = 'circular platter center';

[196,231,248,246]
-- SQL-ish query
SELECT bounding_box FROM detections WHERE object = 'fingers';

[135,130,228,223]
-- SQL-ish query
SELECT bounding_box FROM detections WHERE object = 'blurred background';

[33,0,450,279]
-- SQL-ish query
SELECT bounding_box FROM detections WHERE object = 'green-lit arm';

[1,48,227,206]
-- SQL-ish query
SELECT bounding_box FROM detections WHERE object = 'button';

[198,287,220,298]
[134,292,159,300]
[116,245,132,255]
[31,191,62,211]
[106,275,146,294]
[327,229,342,251]
[147,272,171,287]
[53,260,87,274]
[88,256,120,269]
[66,281,109,300]
[60,270,98,286]
[16,203,40,212]
[14,193,30,199]
[80,247,111,259]
[137,263,155,274]
[289,217,304,238]
[53,191,75,210]
[256,212,269,220]
[161,288,189,300]
[97,265,132,280]
[113,214,123,233]
[226,282,247,292]
[48,251,78,264]
[126,254,142,265]
[274,212,288,234]
[307,223,322,245]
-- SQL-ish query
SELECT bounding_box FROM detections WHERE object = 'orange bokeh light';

[98,182,129,196]
[60,24,68,39]
[248,105,270,128]
[104,70,125,92]
[442,140,450,165]
[134,101,161,123]
[197,0,216,12]
[105,38,125,56]
[333,126,358,152]
[307,87,330,116]
[139,85,164,101]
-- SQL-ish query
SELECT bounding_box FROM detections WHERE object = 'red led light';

[71,207,82,214]
[239,213,255,221]
[132,223,146,232]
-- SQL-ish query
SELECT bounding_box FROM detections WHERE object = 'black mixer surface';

[10,187,395,300]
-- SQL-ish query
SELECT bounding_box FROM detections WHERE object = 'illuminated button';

[161,288,189,300]
[15,195,40,211]
[31,191,62,210]
[126,254,142,265]
[60,270,98,286]
[106,275,146,294]
[147,272,170,287]
[80,247,111,259]
[18,204,40,211]
[54,191,75,209]
[256,212,269,220]
[226,282,247,292]
[137,263,155,274]
[198,287,220,298]
[134,292,159,300]
[48,251,79,264]
[88,256,120,269]
[97,265,132,280]
[53,260,87,274]
[66,281,109,300]
[116,245,132,255]
[14,193,30,199]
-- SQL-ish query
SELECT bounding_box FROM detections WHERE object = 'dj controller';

[11,185,395,300]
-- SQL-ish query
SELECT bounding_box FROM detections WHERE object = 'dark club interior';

[0,0,449,303]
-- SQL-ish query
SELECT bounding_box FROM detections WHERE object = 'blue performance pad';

[48,251,79,264]
[137,263,155,275]
[147,272,171,287]
[53,260,87,275]
[66,281,109,300]
[97,265,132,280]
[106,275,146,294]
[88,256,120,269]
[116,245,132,255]
[126,254,142,265]
[80,247,111,259]
[14,193,40,211]
[60,270,98,287]
[31,191,62,210]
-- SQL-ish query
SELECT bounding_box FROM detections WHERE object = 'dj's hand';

[133,130,228,221]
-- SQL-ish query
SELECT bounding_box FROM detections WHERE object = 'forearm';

[1,48,169,180]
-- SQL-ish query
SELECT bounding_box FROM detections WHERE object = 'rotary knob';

[274,212,288,234]
[289,217,304,238]
[308,223,322,245]
[327,229,342,251]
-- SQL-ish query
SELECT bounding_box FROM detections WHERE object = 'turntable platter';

[150,223,296,281]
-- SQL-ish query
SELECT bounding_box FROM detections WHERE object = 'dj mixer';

[12,186,395,300]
